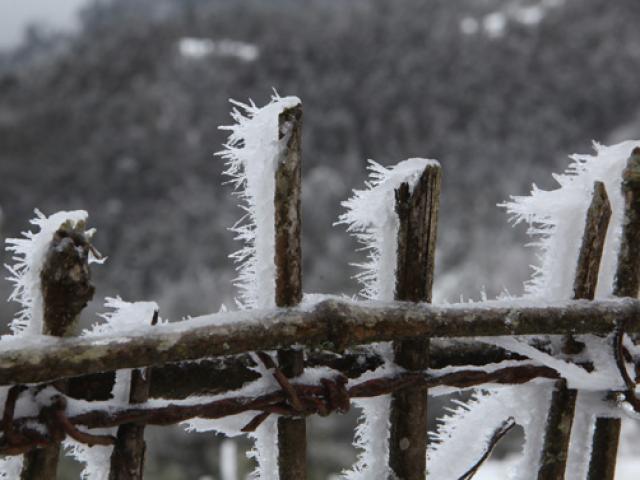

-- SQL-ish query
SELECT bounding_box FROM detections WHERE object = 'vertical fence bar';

[21,223,95,480]
[537,181,611,479]
[109,310,158,480]
[274,103,305,479]
[589,418,621,480]
[388,163,441,480]
[588,148,640,480]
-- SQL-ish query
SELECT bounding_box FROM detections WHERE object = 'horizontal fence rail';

[3,97,640,478]
[0,298,639,386]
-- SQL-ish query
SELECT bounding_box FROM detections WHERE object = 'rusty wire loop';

[1,386,116,454]
[456,417,517,480]
[612,320,640,412]
[242,352,351,431]
[0,360,596,456]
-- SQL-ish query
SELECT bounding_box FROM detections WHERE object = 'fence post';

[537,181,611,479]
[588,148,640,479]
[109,310,158,479]
[274,103,305,479]
[388,163,441,480]
[20,222,95,480]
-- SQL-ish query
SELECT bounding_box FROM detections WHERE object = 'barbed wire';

[0,355,559,456]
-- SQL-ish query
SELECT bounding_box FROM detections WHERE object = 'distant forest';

[2,0,640,323]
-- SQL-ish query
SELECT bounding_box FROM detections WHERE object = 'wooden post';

[388,163,441,480]
[21,223,95,480]
[588,148,640,480]
[109,310,158,480]
[274,102,305,480]
[537,181,611,479]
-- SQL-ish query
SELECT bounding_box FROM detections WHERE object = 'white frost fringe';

[427,141,640,479]
[217,94,304,480]
[346,396,392,480]
[503,140,640,301]
[338,158,436,479]
[428,384,552,480]
[493,140,640,477]
[337,158,439,301]
[2,210,95,476]
[217,93,301,310]
[65,298,159,480]
[0,453,22,479]
[5,209,92,336]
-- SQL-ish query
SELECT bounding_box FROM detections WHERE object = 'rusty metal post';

[388,163,441,480]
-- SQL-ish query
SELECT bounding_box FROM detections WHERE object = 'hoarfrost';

[247,417,279,480]
[5,209,92,336]
[217,93,301,310]
[337,158,438,301]
[0,454,22,479]
[495,140,640,476]
[565,392,598,480]
[85,297,160,336]
[502,140,640,301]
[501,141,640,391]
[214,94,301,479]
[338,158,436,479]
[2,210,97,476]
[64,440,113,480]
[428,384,552,479]
[67,298,159,479]
[425,141,640,478]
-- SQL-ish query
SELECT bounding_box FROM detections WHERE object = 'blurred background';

[2,0,640,477]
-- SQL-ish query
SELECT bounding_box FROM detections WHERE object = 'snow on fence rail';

[1,96,640,480]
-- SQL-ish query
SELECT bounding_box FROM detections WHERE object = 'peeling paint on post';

[389,164,441,480]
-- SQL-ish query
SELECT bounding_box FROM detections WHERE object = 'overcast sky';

[0,0,89,49]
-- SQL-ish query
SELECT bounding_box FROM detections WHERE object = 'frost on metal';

[66,298,159,480]
[4,209,95,336]
[338,158,436,479]
[217,93,301,310]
